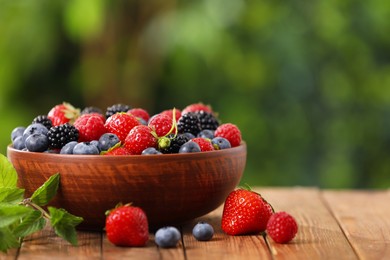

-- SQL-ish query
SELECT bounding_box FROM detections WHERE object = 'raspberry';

[160,108,182,122]
[214,123,242,147]
[104,113,140,143]
[191,137,214,152]
[124,125,157,155]
[266,212,298,244]
[127,108,150,123]
[73,114,107,142]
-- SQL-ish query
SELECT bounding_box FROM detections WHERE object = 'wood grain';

[322,190,390,260]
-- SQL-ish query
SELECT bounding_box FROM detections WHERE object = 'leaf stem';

[21,198,51,219]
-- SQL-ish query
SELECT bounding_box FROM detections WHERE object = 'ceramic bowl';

[7,143,246,230]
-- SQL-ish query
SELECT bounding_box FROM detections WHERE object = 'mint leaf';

[0,203,32,228]
[0,187,24,203]
[30,173,60,206]
[0,154,18,188]
[48,207,83,246]
[13,210,46,238]
[0,227,20,253]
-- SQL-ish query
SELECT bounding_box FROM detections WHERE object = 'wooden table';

[1,187,390,260]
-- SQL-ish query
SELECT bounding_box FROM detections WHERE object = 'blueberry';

[197,129,214,139]
[211,137,231,150]
[90,140,101,152]
[182,132,195,140]
[13,136,26,150]
[192,222,214,241]
[60,141,78,154]
[155,226,181,248]
[98,133,120,151]
[142,147,162,155]
[73,142,100,155]
[179,141,201,153]
[11,126,26,141]
[25,133,49,152]
[22,123,48,143]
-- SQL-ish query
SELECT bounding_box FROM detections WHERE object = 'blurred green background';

[1,0,390,189]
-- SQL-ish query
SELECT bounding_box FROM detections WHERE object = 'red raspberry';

[160,108,182,122]
[214,123,242,147]
[127,108,150,123]
[73,113,107,142]
[266,211,298,244]
[182,102,213,115]
[191,137,214,152]
[104,113,140,143]
[148,114,176,137]
[124,125,157,155]
[105,204,149,247]
[103,146,131,155]
[47,102,80,126]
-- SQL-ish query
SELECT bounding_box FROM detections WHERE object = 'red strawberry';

[124,125,157,155]
[127,108,150,123]
[105,204,149,247]
[191,137,214,152]
[221,188,274,235]
[73,114,107,142]
[214,123,242,147]
[104,113,140,143]
[266,211,298,244]
[148,113,176,137]
[160,108,182,122]
[182,103,213,115]
[47,102,80,126]
[102,143,131,156]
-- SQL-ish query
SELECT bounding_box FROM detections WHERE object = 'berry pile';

[11,102,242,155]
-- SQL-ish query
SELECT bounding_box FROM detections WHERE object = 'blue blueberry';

[192,222,214,241]
[98,133,120,151]
[90,140,101,152]
[25,133,49,152]
[13,136,26,150]
[155,226,181,248]
[60,141,78,154]
[179,141,201,153]
[182,132,195,140]
[211,137,231,150]
[11,126,26,141]
[142,147,162,155]
[73,142,100,155]
[22,123,48,143]
[197,129,214,139]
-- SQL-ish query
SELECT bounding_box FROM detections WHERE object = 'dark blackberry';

[160,134,191,154]
[47,123,79,149]
[32,115,53,130]
[81,106,103,115]
[177,112,201,136]
[195,111,219,130]
[105,103,131,119]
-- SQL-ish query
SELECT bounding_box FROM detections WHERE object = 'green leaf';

[0,203,33,228]
[13,210,46,238]
[0,226,20,253]
[0,154,18,188]
[0,187,25,204]
[48,207,83,246]
[30,173,60,206]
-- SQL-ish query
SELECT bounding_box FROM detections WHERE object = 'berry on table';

[105,204,149,247]
[73,113,107,142]
[192,222,214,241]
[266,211,298,244]
[47,123,79,149]
[104,113,140,143]
[155,226,181,248]
[47,102,80,126]
[214,123,242,147]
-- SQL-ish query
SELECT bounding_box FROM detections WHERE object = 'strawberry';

[73,113,107,142]
[104,113,140,143]
[47,102,80,126]
[182,102,213,115]
[214,123,242,147]
[124,125,157,155]
[160,108,182,122]
[105,204,149,247]
[221,188,274,235]
[148,113,176,137]
[191,137,214,152]
[127,108,150,123]
[266,211,298,244]
[103,145,131,156]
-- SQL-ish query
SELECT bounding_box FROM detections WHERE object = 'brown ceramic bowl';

[7,143,246,231]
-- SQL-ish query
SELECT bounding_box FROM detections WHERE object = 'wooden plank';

[323,190,390,259]
[17,225,102,260]
[257,187,358,259]
[0,248,19,260]
[182,205,272,260]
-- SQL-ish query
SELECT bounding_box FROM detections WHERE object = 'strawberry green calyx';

[62,102,81,123]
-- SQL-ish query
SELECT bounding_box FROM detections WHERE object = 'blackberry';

[177,112,201,136]
[32,115,53,130]
[81,106,103,116]
[105,103,131,119]
[196,111,219,131]
[47,123,79,149]
[160,134,190,154]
